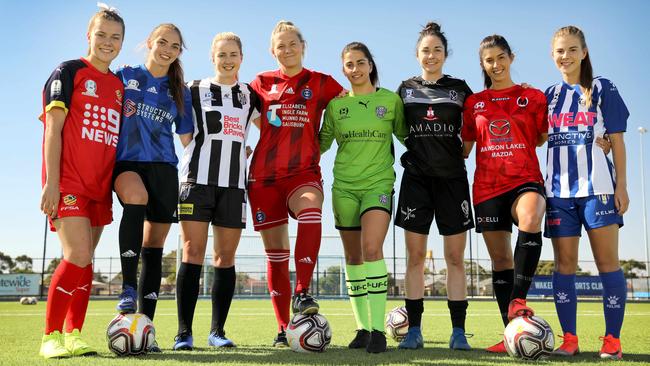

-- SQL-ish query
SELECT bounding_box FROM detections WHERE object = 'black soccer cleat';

[292,291,319,315]
[366,330,387,353]
[273,330,289,348]
[348,329,371,349]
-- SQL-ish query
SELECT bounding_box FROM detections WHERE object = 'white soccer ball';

[106,313,156,356]
[19,296,37,305]
[385,306,409,341]
[504,316,554,360]
[286,313,331,353]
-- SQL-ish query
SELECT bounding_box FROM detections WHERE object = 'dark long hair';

[341,42,379,86]
[148,24,187,115]
[478,35,513,89]
[553,26,594,108]
[416,22,449,57]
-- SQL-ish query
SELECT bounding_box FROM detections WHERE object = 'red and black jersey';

[42,58,124,203]
[462,85,546,204]
[249,68,343,184]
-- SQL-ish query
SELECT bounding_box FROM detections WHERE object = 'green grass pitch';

[1,299,649,365]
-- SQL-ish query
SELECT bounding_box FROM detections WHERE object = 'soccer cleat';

[348,329,371,349]
[116,285,137,314]
[64,329,97,356]
[398,326,424,350]
[208,332,236,347]
[39,331,71,359]
[148,339,162,353]
[173,333,194,351]
[507,298,534,321]
[292,291,319,315]
[273,330,289,348]
[366,330,387,353]
[553,332,579,356]
[599,334,622,360]
[449,327,472,350]
[486,340,507,353]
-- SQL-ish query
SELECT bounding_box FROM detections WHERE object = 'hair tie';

[97,2,119,14]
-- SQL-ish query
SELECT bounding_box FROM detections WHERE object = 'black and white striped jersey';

[179,78,260,188]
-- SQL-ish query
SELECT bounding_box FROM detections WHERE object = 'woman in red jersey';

[39,7,125,359]
[461,35,547,353]
[248,20,343,347]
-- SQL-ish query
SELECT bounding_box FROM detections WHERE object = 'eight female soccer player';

[320,42,407,353]
[545,26,629,360]
[39,7,125,359]
[394,22,475,351]
[461,35,547,353]
[173,32,260,351]
[247,20,343,347]
[113,23,193,351]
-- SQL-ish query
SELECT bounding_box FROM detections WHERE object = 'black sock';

[119,204,145,289]
[492,269,514,326]
[176,262,202,335]
[139,247,163,320]
[211,266,236,336]
[511,231,542,300]
[447,300,468,331]
[404,298,424,328]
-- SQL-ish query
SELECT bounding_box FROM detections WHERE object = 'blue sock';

[553,272,577,335]
[600,269,626,338]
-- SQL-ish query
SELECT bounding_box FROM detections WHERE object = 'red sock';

[294,208,321,294]
[65,264,93,333]
[45,259,84,334]
[266,249,291,331]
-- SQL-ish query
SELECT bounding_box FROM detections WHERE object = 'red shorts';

[248,172,323,231]
[49,193,112,231]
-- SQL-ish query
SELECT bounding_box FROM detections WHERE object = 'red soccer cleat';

[507,298,534,321]
[486,340,507,353]
[599,334,622,360]
[553,332,580,356]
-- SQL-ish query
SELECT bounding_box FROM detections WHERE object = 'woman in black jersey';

[394,22,474,350]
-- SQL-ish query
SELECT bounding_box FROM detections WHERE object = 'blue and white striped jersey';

[544,77,628,198]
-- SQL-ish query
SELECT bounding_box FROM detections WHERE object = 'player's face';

[213,40,242,80]
[87,19,123,67]
[147,29,182,68]
[272,31,304,70]
[481,46,513,86]
[552,35,587,81]
[417,35,446,76]
[342,50,372,87]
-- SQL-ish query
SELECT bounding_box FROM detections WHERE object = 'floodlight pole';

[639,127,649,295]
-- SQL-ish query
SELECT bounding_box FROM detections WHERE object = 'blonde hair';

[211,32,243,60]
[86,9,125,54]
[270,20,305,49]
[553,26,593,108]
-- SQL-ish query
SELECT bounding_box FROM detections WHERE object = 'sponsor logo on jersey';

[516,96,528,107]
[548,111,596,128]
[491,97,509,102]
[63,194,77,206]
[401,206,416,221]
[269,84,279,94]
[56,286,75,296]
[358,100,369,109]
[267,105,282,127]
[423,106,438,121]
[50,80,62,98]
[124,99,137,118]
[147,86,158,94]
[256,210,266,223]
[477,216,499,224]
[547,218,561,226]
[286,87,295,94]
[224,92,231,99]
[224,115,245,138]
[125,79,140,91]
[81,102,120,147]
[375,106,387,118]
[82,79,98,97]
[301,87,313,100]
[405,89,414,98]
[474,101,485,111]
[178,203,194,215]
[449,90,458,101]
[378,194,388,205]
[488,120,510,137]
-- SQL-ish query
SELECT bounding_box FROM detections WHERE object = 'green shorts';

[332,186,393,230]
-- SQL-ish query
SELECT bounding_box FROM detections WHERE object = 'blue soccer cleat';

[449,327,472,350]
[398,326,424,350]
[173,333,194,351]
[116,285,137,314]
[208,332,236,347]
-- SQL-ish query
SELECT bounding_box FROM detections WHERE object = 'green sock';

[345,264,370,331]
[365,259,388,332]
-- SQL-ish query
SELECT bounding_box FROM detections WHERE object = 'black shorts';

[395,171,474,236]
[178,183,246,228]
[113,161,179,223]
[474,182,545,233]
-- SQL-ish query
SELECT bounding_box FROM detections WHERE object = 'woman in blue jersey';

[393,22,474,351]
[545,26,629,360]
[113,23,193,352]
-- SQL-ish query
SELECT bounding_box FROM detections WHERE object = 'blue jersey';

[545,77,628,198]
[116,65,193,164]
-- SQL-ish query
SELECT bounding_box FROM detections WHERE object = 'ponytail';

[147,23,187,115]
[553,26,593,108]
[478,34,513,89]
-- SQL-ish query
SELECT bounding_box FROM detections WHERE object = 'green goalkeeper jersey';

[320,87,407,190]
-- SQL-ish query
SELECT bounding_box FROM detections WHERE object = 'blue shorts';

[544,195,624,238]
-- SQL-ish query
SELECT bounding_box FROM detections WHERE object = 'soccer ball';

[286,313,331,353]
[19,296,37,305]
[106,313,155,356]
[503,316,554,360]
[385,306,409,341]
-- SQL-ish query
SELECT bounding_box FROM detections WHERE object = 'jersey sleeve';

[599,78,629,134]
[319,101,337,154]
[250,75,262,96]
[43,63,75,114]
[461,96,477,141]
[175,86,194,135]
[393,95,407,145]
[321,75,345,105]
[248,86,262,124]
[534,90,548,136]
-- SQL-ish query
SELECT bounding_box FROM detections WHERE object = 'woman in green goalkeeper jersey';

[319,41,407,353]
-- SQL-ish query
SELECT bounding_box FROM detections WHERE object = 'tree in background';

[12,255,34,273]
[43,257,62,285]
[235,272,251,294]
[0,252,15,273]
[535,260,591,276]
[318,266,341,295]
[620,259,646,278]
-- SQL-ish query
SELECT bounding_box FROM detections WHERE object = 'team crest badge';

[599,195,609,205]
[179,183,193,201]
[125,79,140,91]
[339,107,349,118]
[375,106,387,118]
[405,89,414,99]
[63,194,77,206]
[424,106,437,121]
[238,92,248,105]
[461,200,469,218]
[301,87,313,100]
[449,90,458,101]
[82,80,98,97]
[516,96,529,107]
[50,80,62,98]
[378,194,388,205]
[255,210,266,223]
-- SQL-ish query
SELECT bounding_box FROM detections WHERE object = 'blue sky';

[1,0,649,272]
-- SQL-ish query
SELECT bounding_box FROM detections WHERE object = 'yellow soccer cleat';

[39,331,72,359]
[65,329,97,356]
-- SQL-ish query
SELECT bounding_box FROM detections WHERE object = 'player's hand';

[595,134,611,154]
[520,82,535,89]
[246,145,253,158]
[40,183,59,218]
[336,89,349,98]
[614,185,629,215]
